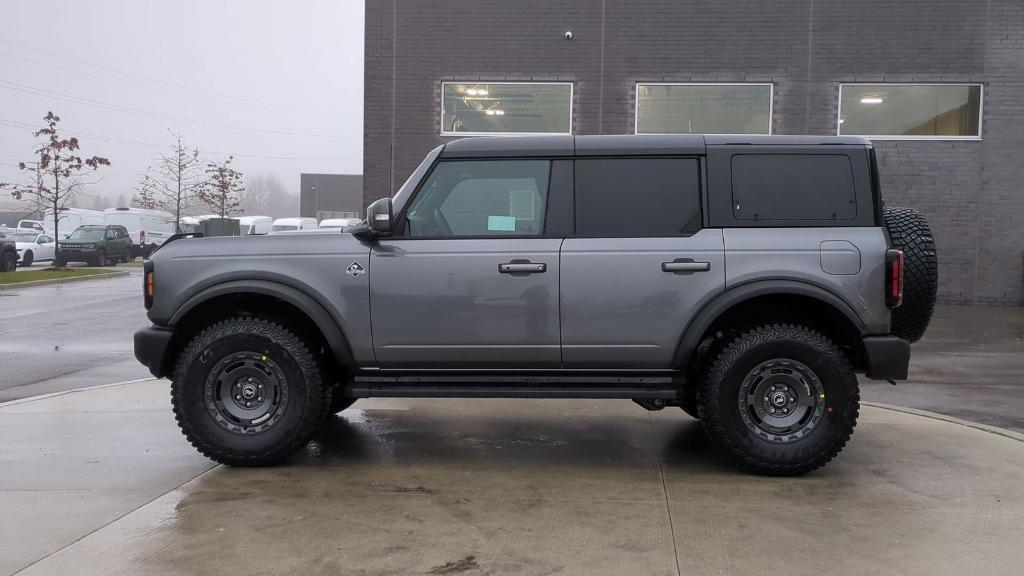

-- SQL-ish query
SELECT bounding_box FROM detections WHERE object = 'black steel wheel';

[699,324,859,476]
[171,316,329,466]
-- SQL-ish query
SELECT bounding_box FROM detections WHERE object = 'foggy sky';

[0,0,363,211]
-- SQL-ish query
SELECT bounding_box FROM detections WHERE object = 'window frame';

[633,82,774,136]
[836,83,984,141]
[440,81,574,137]
[392,157,563,240]
[571,155,706,239]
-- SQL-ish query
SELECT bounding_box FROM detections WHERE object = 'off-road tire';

[171,316,329,466]
[699,324,859,476]
[883,207,938,343]
[22,251,33,267]
[0,250,16,272]
[92,250,107,267]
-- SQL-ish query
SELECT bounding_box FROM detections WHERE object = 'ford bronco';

[134,135,937,475]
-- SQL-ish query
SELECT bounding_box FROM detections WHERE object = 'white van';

[235,215,273,236]
[104,207,176,259]
[318,217,362,229]
[42,208,104,238]
[270,217,318,233]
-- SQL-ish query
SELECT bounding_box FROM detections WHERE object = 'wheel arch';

[673,280,870,372]
[163,280,353,377]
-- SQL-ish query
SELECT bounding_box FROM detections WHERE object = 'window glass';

[731,155,856,221]
[636,84,772,135]
[839,84,981,138]
[405,160,550,237]
[574,158,702,236]
[442,83,572,135]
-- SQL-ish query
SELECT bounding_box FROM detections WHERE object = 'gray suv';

[135,135,937,475]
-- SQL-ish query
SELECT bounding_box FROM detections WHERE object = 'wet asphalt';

[0,269,1022,432]
[0,268,150,402]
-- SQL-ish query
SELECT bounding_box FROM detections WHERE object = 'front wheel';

[91,250,107,267]
[171,316,329,466]
[699,324,859,476]
[21,251,33,267]
[0,251,16,272]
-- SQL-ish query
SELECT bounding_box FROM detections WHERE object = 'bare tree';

[0,112,110,256]
[134,132,203,231]
[198,156,243,218]
[241,173,287,214]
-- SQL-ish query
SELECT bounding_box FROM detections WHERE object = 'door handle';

[662,260,711,273]
[498,261,547,274]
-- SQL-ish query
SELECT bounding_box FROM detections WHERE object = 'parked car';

[9,232,56,267]
[57,224,132,266]
[0,237,17,272]
[42,208,104,238]
[135,134,938,475]
[270,217,317,233]
[16,219,45,233]
[235,215,273,236]
[104,207,175,260]
[318,218,362,229]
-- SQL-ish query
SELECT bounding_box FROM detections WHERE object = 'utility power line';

[0,38,288,110]
[0,80,345,139]
[0,119,349,162]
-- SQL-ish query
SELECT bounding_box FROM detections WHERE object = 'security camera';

[564,30,573,40]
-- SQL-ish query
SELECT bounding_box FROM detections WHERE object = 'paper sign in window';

[487,215,516,231]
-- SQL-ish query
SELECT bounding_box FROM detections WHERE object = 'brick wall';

[364,0,1024,304]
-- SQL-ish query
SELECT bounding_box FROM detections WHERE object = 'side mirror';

[352,197,393,240]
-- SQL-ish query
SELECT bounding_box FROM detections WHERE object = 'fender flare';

[169,279,354,367]
[672,279,869,369]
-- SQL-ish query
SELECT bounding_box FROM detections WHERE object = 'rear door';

[560,157,725,369]
[369,158,569,368]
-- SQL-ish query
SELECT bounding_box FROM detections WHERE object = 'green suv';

[57,224,132,267]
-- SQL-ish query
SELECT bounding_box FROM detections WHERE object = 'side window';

[404,160,550,237]
[574,158,702,237]
[730,154,856,221]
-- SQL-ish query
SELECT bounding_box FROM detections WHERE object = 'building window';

[441,82,572,136]
[838,84,982,139]
[635,83,772,135]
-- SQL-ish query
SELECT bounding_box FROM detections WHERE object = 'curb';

[863,401,1024,443]
[0,269,130,291]
[0,377,159,408]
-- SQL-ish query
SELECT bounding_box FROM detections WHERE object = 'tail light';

[885,249,904,308]
[144,260,155,309]
[140,230,145,246]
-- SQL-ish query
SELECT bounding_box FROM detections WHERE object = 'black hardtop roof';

[440,134,870,158]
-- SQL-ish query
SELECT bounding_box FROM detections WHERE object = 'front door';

[370,158,562,368]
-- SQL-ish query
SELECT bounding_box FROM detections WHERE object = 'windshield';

[239,224,251,235]
[11,233,38,242]
[68,228,105,241]
[271,225,297,232]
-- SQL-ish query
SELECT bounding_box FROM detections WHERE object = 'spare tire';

[883,207,938,343]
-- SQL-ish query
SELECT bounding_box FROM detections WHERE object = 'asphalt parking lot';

[0,268,150,402]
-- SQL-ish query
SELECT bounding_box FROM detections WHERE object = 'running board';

[346,373,685,400]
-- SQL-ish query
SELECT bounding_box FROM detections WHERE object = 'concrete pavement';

[3,379,1023,576]
[0,270,151,402]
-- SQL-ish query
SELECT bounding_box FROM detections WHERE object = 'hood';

[151,230,367,263]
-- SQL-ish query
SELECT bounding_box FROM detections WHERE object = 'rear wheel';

[699,324,859,476]
[171,316,329,466]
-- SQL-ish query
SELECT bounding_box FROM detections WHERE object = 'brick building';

[363,0,1024,304]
